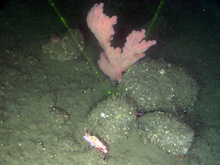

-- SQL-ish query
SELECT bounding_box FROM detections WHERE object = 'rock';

[88,95,136,143]
[137,111,194,156]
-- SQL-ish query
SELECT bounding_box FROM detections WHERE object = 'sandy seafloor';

[0,0,219,165]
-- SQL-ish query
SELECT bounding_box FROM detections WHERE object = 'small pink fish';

[83,127,107,153]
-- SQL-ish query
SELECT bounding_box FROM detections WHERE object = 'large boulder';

[121,58,199,114]
[88,95,136,143]
[137,111,194,156]
[42,28,85,61]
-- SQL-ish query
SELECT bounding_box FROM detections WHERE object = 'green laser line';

[145,0,164,38]
[117,0,164,93]
[48,0,111,95]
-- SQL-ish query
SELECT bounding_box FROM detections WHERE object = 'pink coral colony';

[87,3,156,82]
